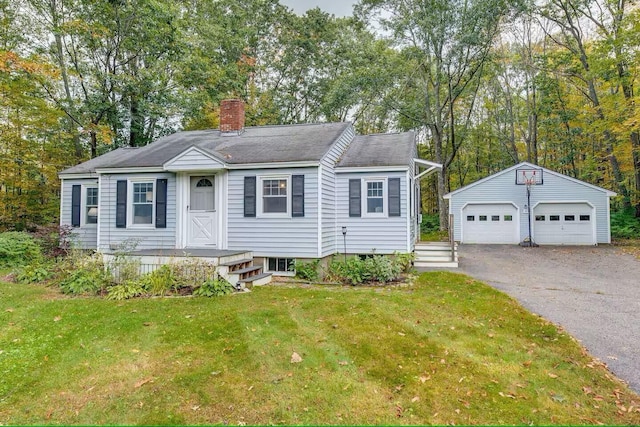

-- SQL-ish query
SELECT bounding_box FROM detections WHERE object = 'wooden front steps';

[217,256,272,289]
[414,242,459,268]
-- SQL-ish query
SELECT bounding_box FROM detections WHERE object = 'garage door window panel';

[504,215,512,221]
[479,215,487,221]
[580,215,590,221]
[535,215,545,221]
[467,215,475,221]
[565,215,575,221]
[491,215,500,221]
[550,215,560,221]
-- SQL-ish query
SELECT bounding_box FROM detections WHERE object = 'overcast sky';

[279,0,357,17]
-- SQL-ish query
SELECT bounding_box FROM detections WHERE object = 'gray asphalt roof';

[336,132,415,168]
[60,122,352,174]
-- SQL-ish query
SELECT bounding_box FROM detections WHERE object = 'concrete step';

[413,255,458,263]
[238,272,272,287]
[414,249,455,257]
[414,260,459,268]
[218,252,253,266]
[415,243,457,250]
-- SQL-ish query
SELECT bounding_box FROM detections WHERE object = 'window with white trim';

[132,181,154,225]
[267,257,295,274]
[363,178,386,217]
[260,176,289,215]
[85,187,98,225]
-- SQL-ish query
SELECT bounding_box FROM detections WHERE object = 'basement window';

[267,257,295,274]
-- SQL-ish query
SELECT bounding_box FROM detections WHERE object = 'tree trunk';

[50,0,83,159]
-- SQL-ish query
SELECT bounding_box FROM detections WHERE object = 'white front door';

[187,176,217,247]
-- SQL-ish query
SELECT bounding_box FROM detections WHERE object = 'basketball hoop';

[522,170,538,188]
[516,168,542,248]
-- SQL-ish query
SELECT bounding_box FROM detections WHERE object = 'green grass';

[1,273,639,425]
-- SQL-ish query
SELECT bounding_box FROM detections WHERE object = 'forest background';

[1,0,639,232]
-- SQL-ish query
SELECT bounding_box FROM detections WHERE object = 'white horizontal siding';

[449,169,611,244]
[227,167,319,258]
[320,126,355,257]
[60,178,98,250]
[336,171,409,254]
[165,148,225,170]
[98,173,177,252]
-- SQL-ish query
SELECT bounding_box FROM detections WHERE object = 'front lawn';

[1,272,639,425]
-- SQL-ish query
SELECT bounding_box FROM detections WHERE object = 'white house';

[59,99,440,282]
[444,162,616,245]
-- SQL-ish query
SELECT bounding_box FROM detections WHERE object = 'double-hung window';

[363,179,386,217]
[132,181,154,225]
[85,187,98,225]
[261,177,288,215]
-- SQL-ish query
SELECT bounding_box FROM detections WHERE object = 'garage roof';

[444,162,617,199]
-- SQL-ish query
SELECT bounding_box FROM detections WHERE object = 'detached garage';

[445,162,616,245]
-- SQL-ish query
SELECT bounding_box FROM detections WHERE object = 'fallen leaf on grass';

[411,396,420,403]
[338,361,348,366]
[5,308,13,313]
[499,392,516,399]
[523,360,532,367]
[582,386,593,395]
[53,316,62,322]
[134,377,153,388]
[548,373,558,379]
[419,376,431,383]
[290,352,303,363]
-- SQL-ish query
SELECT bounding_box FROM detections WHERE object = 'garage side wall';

[449,170,611,244]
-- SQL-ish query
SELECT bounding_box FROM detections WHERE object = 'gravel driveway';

[454,244,640,393]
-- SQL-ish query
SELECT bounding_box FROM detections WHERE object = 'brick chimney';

[219,99,245,134]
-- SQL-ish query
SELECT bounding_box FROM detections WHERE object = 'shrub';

[107,281,145,300]
[139,265,175,296]
[325,253,412,285]
[15,265,52,284]
[0,232,42,268]
[170,259,218,291]
[420,213,440,234]
[295,259,320,282]
[30,224,72,259]
[58,252,110,295]
[611,209,640,239]
[193,278,234,297]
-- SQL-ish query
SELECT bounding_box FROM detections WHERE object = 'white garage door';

[462,204,519,244]
[533,203,595,245]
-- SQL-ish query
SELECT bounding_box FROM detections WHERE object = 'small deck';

[130,248,248,258]
[102,248,272,288]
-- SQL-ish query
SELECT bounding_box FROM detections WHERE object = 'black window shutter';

[292,175,304,217]
[349,179,361,217]
[244,176,256,217]
[389,178,401,217]
[156,179,167,228]
[116,180,127,228]
[71,185,81,227]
